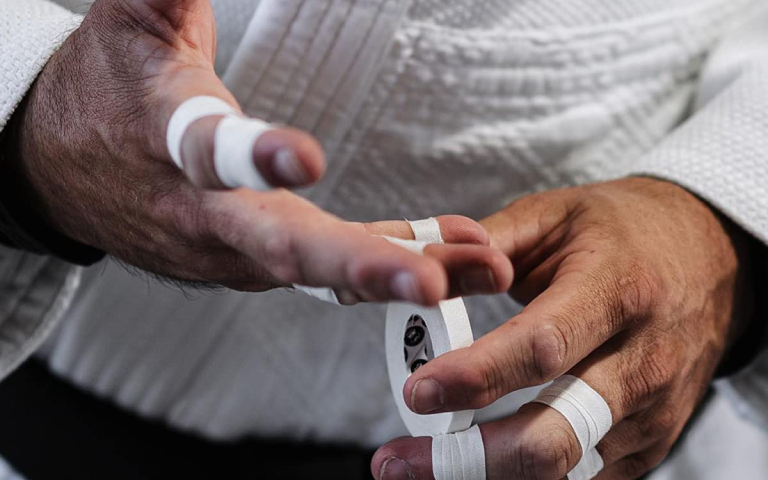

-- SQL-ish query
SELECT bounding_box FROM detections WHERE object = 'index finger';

[403,255,636,414]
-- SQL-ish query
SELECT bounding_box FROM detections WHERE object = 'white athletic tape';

[292,285,340,305]
[568,447,604,480]
[291,219,439,304]
[167,96,237,169]
[167,96,278,190]
[386,299,475,437]
[380,236,430,255]
[213,115,275,190]
[407,218,444,244]
[432,424,486,480]
[386,216,485,477]
[533,375,613,480]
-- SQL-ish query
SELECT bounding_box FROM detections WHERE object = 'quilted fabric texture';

[0,0,81,131]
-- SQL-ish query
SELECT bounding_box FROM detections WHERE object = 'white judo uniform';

[2,0,768,478]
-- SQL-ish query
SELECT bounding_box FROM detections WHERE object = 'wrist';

[0,91,104,265]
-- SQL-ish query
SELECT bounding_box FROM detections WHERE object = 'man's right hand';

[1,0,513,303]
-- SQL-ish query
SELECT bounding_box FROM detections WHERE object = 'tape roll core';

[386,299,475,437]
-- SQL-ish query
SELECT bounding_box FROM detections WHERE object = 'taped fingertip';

[272,148,310,185]
[253,128,326,186]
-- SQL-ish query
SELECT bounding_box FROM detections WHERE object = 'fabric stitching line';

[308,28,416,206]
[242,0,307,112]
[0,260,71,379]
[265,0,335,120]
[285,0,358,127]
[305,0,394,134]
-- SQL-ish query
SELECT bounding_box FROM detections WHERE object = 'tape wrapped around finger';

[214,115,274,190]
[407,217,444,244]
[167,96,237,169]
[166,96,277,190]
[533,375,613,480]
[431,424,486,480]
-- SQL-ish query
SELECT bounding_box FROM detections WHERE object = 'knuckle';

[623,447,669,478]
[621,455,654,479]
[520,427,577,480]
[625,344,678,409]
[262,227,302,283]
[529,322,569,383]
[611,257,659,322]
[468,357,509,408]
[443,215,489,245]
[640,406,678,439]
[637,349,677,397]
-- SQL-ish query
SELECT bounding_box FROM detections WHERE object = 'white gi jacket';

[1,0,768,478]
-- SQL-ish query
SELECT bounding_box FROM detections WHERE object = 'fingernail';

[411,378,444,414]
[380,457,414,480]
[272,148,308,185]
[392,272,423,304]
[459,266,497,294]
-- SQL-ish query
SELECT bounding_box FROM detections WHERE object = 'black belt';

[0,360,374,480]
[0,360,714,480]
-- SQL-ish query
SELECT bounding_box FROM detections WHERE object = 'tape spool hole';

[403,314,434,375]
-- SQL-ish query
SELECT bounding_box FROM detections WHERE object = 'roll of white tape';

[386,298,475,437]
[167,96,237,169]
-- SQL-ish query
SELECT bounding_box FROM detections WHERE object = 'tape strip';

[407,218,444,244]
[568,448,604,480]
[292,285,340,305]
[292,219,440,304]
[167,96,237,169]
[213,115,275,190]
[380,236,430,255]
[533,375,613,480]
[432,424,486,480]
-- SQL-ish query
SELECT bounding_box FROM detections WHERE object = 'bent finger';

[168,96,325,190]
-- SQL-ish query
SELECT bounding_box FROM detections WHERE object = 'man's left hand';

[373,177,755,480]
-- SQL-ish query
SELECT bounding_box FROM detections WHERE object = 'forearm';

[0,102,104,264]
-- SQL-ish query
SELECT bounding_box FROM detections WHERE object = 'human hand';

[1,0,513,302]
[374,177,755,478]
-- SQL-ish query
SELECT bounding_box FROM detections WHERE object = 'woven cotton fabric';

[1,0,767,457]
